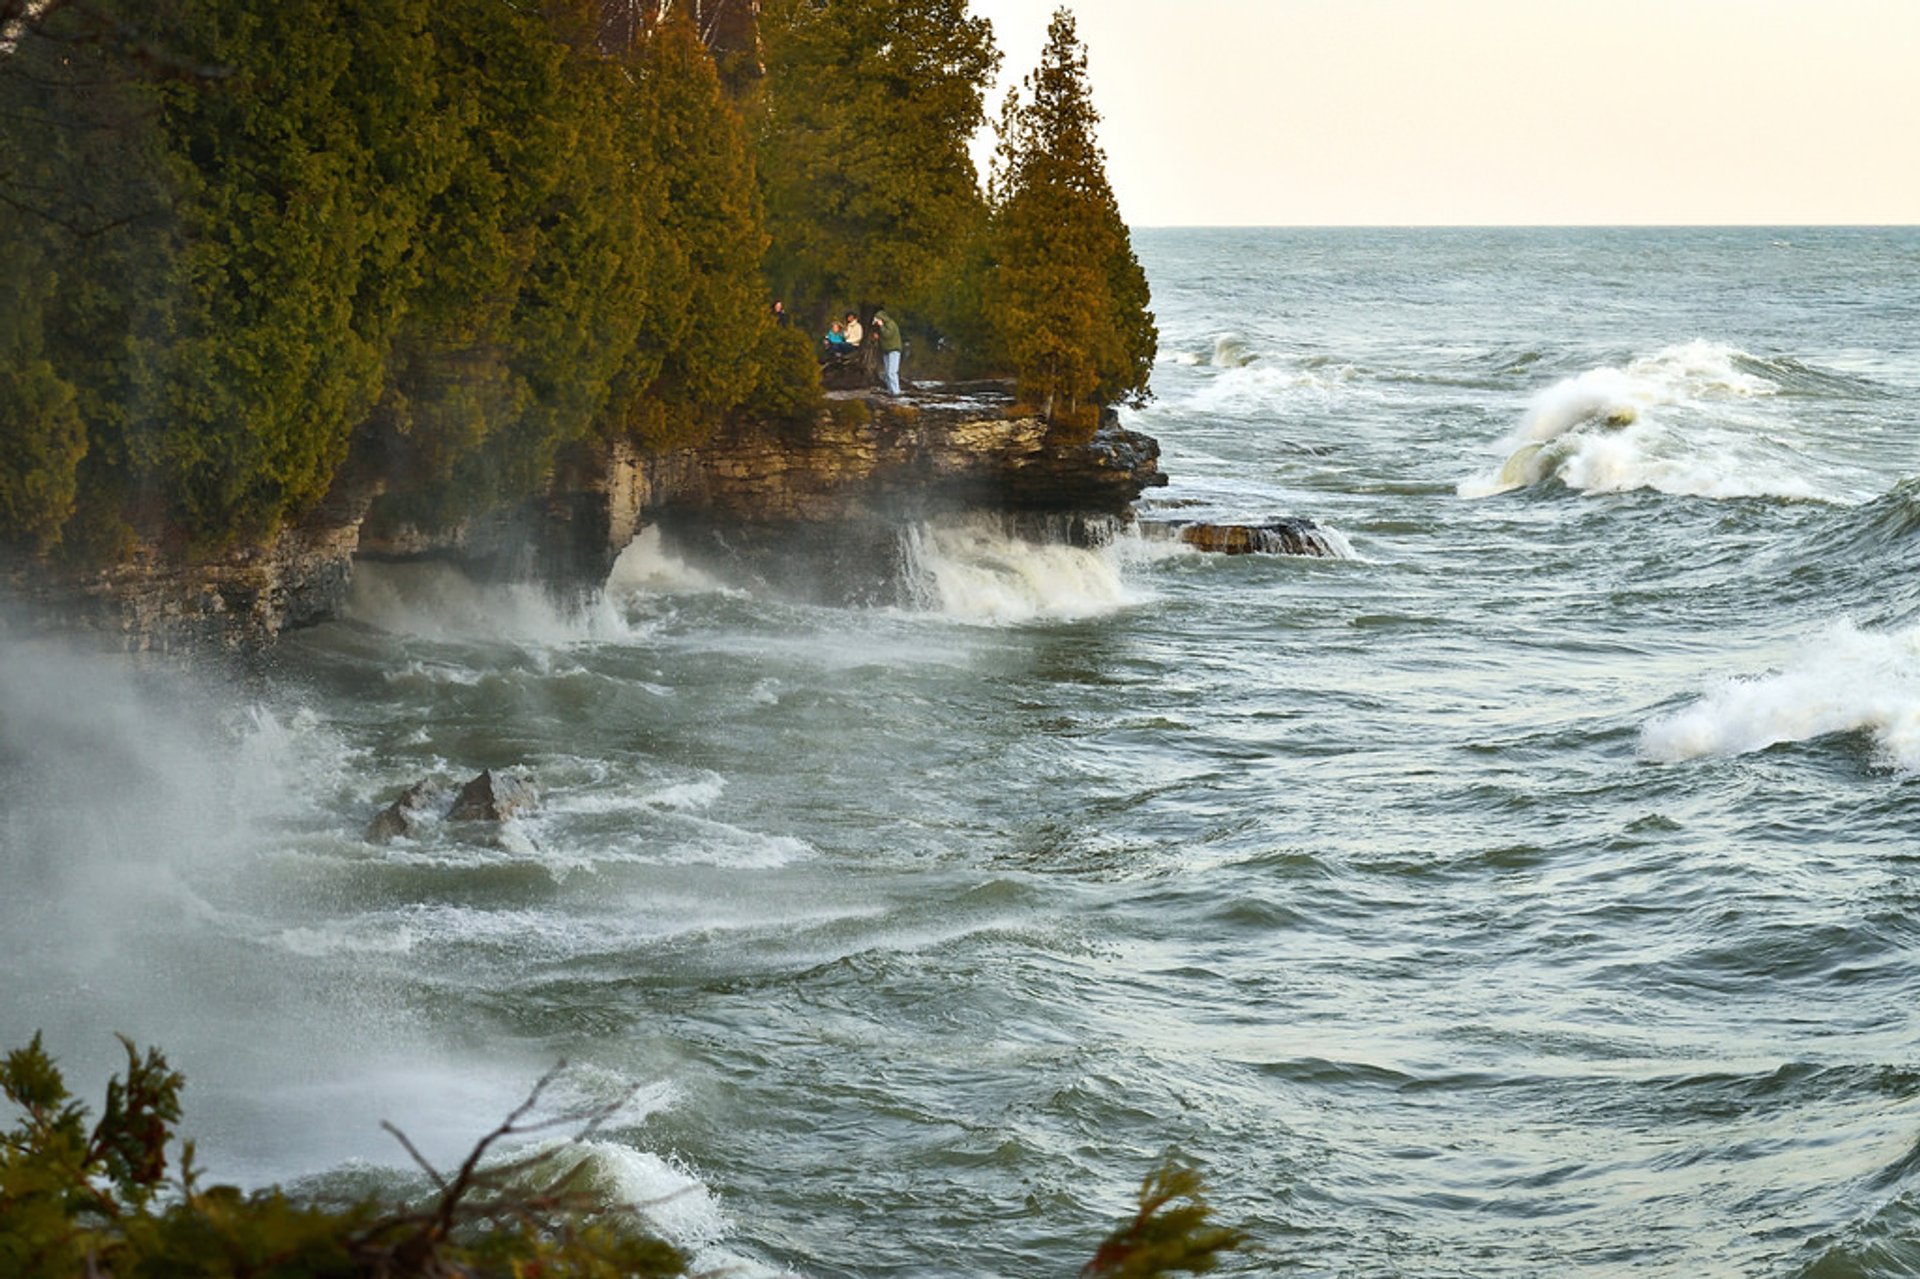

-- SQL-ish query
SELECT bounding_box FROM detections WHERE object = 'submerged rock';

[446,769,538,823]
[364,779,450,844]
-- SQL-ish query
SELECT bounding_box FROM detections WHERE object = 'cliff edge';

[1,383,1164,651]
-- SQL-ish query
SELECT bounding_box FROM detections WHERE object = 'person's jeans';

[883,349,901,395]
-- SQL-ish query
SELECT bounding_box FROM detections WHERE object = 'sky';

[965,0,1920,227]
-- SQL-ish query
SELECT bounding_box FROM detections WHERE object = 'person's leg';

[884,349,901,395]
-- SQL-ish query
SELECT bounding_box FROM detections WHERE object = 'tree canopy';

[755,0,999,325]
[0,0,796,554]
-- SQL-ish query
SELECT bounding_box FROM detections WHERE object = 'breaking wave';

[1458,340,1840,502]
[1641,620,1920,772]
[347,562,638,645]
[1163,332,1259,368]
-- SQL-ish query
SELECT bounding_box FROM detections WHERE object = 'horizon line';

[1128,222,1920,232]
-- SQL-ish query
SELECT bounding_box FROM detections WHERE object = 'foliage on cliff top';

[0,0,793,554]
[755,0,1000,327]
[0,0,1149,563]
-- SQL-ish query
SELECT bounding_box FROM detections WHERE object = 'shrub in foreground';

[1,1035,1245,1277]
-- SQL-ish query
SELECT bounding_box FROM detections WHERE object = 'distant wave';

[1641,620,1920,772]
[1458,340,1841,502]
[1162,332,1259,368]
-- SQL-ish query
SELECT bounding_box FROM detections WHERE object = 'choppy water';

[5,227,1920,1277]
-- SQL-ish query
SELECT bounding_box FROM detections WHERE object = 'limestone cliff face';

[2,387,1164,650]
[0,497,371,655]
[576,390,1164,603]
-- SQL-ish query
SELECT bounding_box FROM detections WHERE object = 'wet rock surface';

[364,770,536,843]
[364,779,451,844]
[1144,517,1340,557]
[446,769,538,823]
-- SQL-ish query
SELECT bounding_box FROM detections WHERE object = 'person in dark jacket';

[872,306,902,395]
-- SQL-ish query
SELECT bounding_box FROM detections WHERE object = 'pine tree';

[987,7,1155,428]
[755,0,999,325]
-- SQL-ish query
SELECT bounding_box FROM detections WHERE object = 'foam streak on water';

[6,228,1920,1279]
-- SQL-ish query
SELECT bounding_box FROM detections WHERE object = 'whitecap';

[1641,621,1920,772]
[273,922,420,958]
[563,1140,792,1277]
[347,562,635,646]
[1458,340,1835,502]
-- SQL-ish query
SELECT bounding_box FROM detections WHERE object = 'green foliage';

[1,1036,688,1279]
[756,0,1000,324]
[2,0,810,558]
[1082,1162,1248,1278]
[370,0,636,532]
[828,396,874,428]
[613,3,774,447]
[1,1033,187,1275]
[986,8,1157,423]
[742,324,829,430]
[0,2,178,556]
[0,360,88,552]
[149,0,453,547]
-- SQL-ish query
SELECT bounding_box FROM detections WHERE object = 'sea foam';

[899,516,1143,623]
[1640,621,1920,772]
[1459,340,1829,502]
[348,561,636,645]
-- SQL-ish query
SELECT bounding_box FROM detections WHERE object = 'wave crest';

[1641,620,1920,772]
[1459,340,1834,502]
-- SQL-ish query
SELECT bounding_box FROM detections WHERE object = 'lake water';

[5,227,1920,1277]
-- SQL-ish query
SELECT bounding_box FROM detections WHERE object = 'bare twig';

[377,1120,450,1194]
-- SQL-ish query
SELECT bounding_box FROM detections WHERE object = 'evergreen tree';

[151,0,451,545]
[615,1,775,450]
[0,0,189,556]
[755,0,999,325]
[368,0,664,531]
[987,7,1155,428]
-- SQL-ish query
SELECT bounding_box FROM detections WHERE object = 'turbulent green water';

[5,228,1920,1277]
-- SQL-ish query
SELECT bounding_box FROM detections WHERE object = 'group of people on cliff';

[826,307,904,396]
[775,300,903,396]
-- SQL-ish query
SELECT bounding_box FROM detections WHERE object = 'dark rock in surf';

[446,769,537,823]
[1147,517,1337,557]
[365,779,450,844]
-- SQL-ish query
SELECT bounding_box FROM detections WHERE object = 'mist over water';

[6,227,1920,1277]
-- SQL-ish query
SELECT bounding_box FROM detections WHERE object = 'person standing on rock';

[872,306,903,395]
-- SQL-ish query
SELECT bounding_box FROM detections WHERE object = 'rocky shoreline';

[0,384,1169,651]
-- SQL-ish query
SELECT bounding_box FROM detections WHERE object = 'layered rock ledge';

[2,383,1165,650]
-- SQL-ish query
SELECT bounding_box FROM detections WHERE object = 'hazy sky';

[966,0,1920,227]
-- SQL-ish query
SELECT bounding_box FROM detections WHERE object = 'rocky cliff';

[1,384,1164,651]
